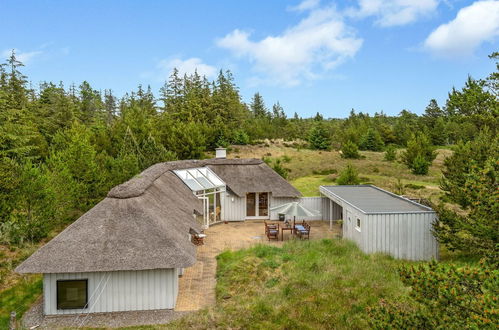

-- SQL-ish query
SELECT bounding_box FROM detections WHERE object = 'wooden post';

[9,311,16,330]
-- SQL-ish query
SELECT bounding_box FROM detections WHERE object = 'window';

[356,218,361,231]
[57,279,88,310]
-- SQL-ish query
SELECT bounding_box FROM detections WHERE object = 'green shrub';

[384,145,397,161]
[359,128,384,151]
[401,133,436,175]
[308,122,331,150]
[336,164,360,185]
[272,158,289,179]
[312,168,337,175]
[341,141,361,159]
[405,183,425,190]
[368,260,498,329]
[233,130,250,145]
[411,154,430,175]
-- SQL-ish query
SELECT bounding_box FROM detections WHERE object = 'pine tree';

[440,129,497,208]
[77,81,103,124]
[250,92,268,118]
[359,128,384,151]
[422,99,444,129]
[104,89,117,125]
[401,132,436,175]
[337,164,360,185]
[308,122,331,150]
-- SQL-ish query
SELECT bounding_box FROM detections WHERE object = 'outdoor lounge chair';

[294,221,310,240]
[265,222,279,241]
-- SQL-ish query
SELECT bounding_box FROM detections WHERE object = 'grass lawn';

[134,239,412,330]
[0,275,42,329]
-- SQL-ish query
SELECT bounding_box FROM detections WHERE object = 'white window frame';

[355,217,361,232]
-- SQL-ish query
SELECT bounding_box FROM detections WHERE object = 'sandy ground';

[22,220,340,329]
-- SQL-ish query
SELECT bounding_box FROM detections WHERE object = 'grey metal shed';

[320,185,438,261]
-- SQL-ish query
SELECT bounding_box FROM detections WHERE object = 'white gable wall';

[43,268,179,315]
[322,187,438,261]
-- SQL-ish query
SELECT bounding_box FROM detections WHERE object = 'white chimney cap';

[215,147,227,159]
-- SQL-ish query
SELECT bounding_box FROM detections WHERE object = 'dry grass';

[231,143,451,204]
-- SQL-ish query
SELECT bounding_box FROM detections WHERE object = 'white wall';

[222,193,325,222]
[222,191,246,221]
[44,268,179,315]
[363,212,438,261]
[341,208,438,261]
[269,196,324,221]
[269,195,296,220]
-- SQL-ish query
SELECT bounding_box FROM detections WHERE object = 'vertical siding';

[364,213,438,261]
[44,269,177,315]
[269,196,324,220]
[269,196,297,220]
[222,191,246,221]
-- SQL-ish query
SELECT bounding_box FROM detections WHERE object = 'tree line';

[0,50,497,245]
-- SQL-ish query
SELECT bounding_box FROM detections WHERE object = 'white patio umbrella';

[269,202,320,221]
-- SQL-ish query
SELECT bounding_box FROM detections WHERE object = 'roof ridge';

[107,158,264,199]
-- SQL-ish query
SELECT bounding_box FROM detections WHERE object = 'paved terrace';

[175,220,341,311]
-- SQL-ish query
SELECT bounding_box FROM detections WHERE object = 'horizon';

[1,0,498,117]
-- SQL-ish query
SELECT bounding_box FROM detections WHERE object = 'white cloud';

[217,5,362,86]
[347,0,439,27]
[288,0,320,12]
[424,0,499,57]
[1,48,42,64]
[157,57,217,78]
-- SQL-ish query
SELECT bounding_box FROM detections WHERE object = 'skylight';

[173,167,226,192]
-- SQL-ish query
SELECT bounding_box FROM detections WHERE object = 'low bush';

[341,141,361,159]
[337,164,361,185]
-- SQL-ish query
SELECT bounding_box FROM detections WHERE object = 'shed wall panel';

[364,213,438,261]
[44,269,178,315]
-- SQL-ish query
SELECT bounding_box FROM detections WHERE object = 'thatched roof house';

[16,155,301,315]
[17,158,299,274]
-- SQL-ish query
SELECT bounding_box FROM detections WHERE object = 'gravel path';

[22,297,191,329]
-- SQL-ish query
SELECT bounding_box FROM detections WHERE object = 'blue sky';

[1,0,498,118]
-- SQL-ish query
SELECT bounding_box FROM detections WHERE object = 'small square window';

[57,279,88,310]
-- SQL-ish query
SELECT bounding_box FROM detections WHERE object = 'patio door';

[246,192,269,219]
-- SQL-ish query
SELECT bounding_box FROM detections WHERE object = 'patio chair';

[264,221,277,230]
[265,222,279,241]
[295,221,310,240]
[190,228,207,246]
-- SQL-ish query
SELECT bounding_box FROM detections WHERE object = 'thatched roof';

[207,161,301,198]
[16,158,299,274]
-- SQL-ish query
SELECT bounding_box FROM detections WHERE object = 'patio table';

[281,226,294,240]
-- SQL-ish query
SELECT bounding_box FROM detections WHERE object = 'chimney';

[215,147,227,159]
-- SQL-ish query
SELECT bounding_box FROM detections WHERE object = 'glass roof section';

[173,167,226,192]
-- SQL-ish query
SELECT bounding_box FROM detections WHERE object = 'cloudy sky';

[1,0,498,117]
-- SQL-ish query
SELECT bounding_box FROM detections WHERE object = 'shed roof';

[320,185,433,214]
[16,158,299,274]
